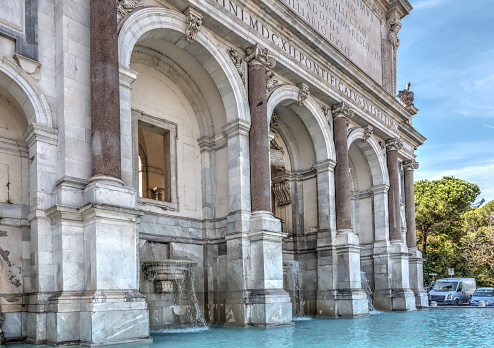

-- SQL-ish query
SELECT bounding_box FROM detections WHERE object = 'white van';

[428,278,476,305]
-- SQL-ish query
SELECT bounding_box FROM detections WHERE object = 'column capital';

[331,101,353,119]
[245,43,276,68]
[403,159,419,171]
[385,138,403,152]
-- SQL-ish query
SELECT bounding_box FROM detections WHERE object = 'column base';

[336,289,369,317]
[408,247,428,308]
[79,291,151,347]
[316,290,337,317]
[246,289,293,326]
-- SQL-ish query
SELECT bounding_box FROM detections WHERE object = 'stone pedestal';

[78,177,150,346]
[388,242,416,311]
[408,247,428,308]
[246,212,292,326]
[335,231,368,317]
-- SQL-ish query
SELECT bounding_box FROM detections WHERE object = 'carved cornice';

[297,82,310,106]
[403,159,419,171]
[229,48,244,81]
[184,8,203,43]
[117,0,143,17]
[385,138,403,152]
[331,101,353,119]
[244,43,276,68]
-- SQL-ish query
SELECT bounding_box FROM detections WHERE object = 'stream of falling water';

[360,271,378,313]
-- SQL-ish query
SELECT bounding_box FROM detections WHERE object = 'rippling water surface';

[9,309,494,348]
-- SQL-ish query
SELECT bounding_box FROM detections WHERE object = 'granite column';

[384,139,415,311]
[330,102,367,317]
[385,138,403,242]
[403,159,428,307]
[90,0,121,179]
[241,44,291,326]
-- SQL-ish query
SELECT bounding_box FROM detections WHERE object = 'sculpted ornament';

[117,0,143,17]
[403,159,419,171]
[244,43,276,68]
[322,105,331,129]
[270,111,280,132]
[273,180,291,206]
[266,71,279,93]
[385,138,403,152]
[363,125,373,142]
[184,8,203,43]
[229,49,244,81]
[397,82,415,107]
[297,82,310,106]
[387,14,402,49]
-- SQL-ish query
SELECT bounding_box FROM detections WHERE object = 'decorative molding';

[266,70,279,93]
[272,180,291,206]
[23,123,58,147]
[184,7,203,43]
[331,101,353,119]
[363,125,373,142]
[385,138,403,152]
[13,53,41,78]
[244,43,276,68]
[117,0,143,17]
[297,82,310,106]
[402,159,419,171]
[228,49,244,81]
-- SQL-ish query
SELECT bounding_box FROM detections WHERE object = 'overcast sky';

[397,0,494,204]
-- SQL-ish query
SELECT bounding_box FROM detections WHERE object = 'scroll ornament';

[185,8,203,43]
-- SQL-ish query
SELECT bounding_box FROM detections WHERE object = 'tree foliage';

[415,176,483,285]
[415,176,481,255]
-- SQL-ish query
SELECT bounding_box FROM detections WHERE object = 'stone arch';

[118,7,248,125]
[267,85,335,163]
[0,55,52,127]
[347,128,389,186]
[131,46,215,138]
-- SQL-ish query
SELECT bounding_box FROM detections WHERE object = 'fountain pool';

[6,309,493,347]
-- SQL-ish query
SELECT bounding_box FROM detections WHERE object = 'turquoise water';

[7,309,494,348]
[145,309,493,348]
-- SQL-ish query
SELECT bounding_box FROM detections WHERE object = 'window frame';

[132,109,178,211]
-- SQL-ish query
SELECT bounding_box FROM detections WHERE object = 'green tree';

[460,200,494,286]
[415,176,481,255]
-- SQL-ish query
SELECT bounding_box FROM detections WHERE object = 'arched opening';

[267,86,334,318]
[118,8,248,328]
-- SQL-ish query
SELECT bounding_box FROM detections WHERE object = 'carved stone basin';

[141,260,197,293]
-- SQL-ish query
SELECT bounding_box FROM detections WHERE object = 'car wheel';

[454,298,460,306]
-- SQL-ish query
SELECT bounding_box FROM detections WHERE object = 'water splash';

[360,271,377,313]
[171,262,207,328]
[283,261,306,318]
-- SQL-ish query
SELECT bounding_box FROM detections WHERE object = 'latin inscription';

[212,0,398,131]
[0,0,25,33]
[280,0,382,82]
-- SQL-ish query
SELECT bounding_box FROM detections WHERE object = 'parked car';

[470,288,494,306]
[428,278,476,305]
